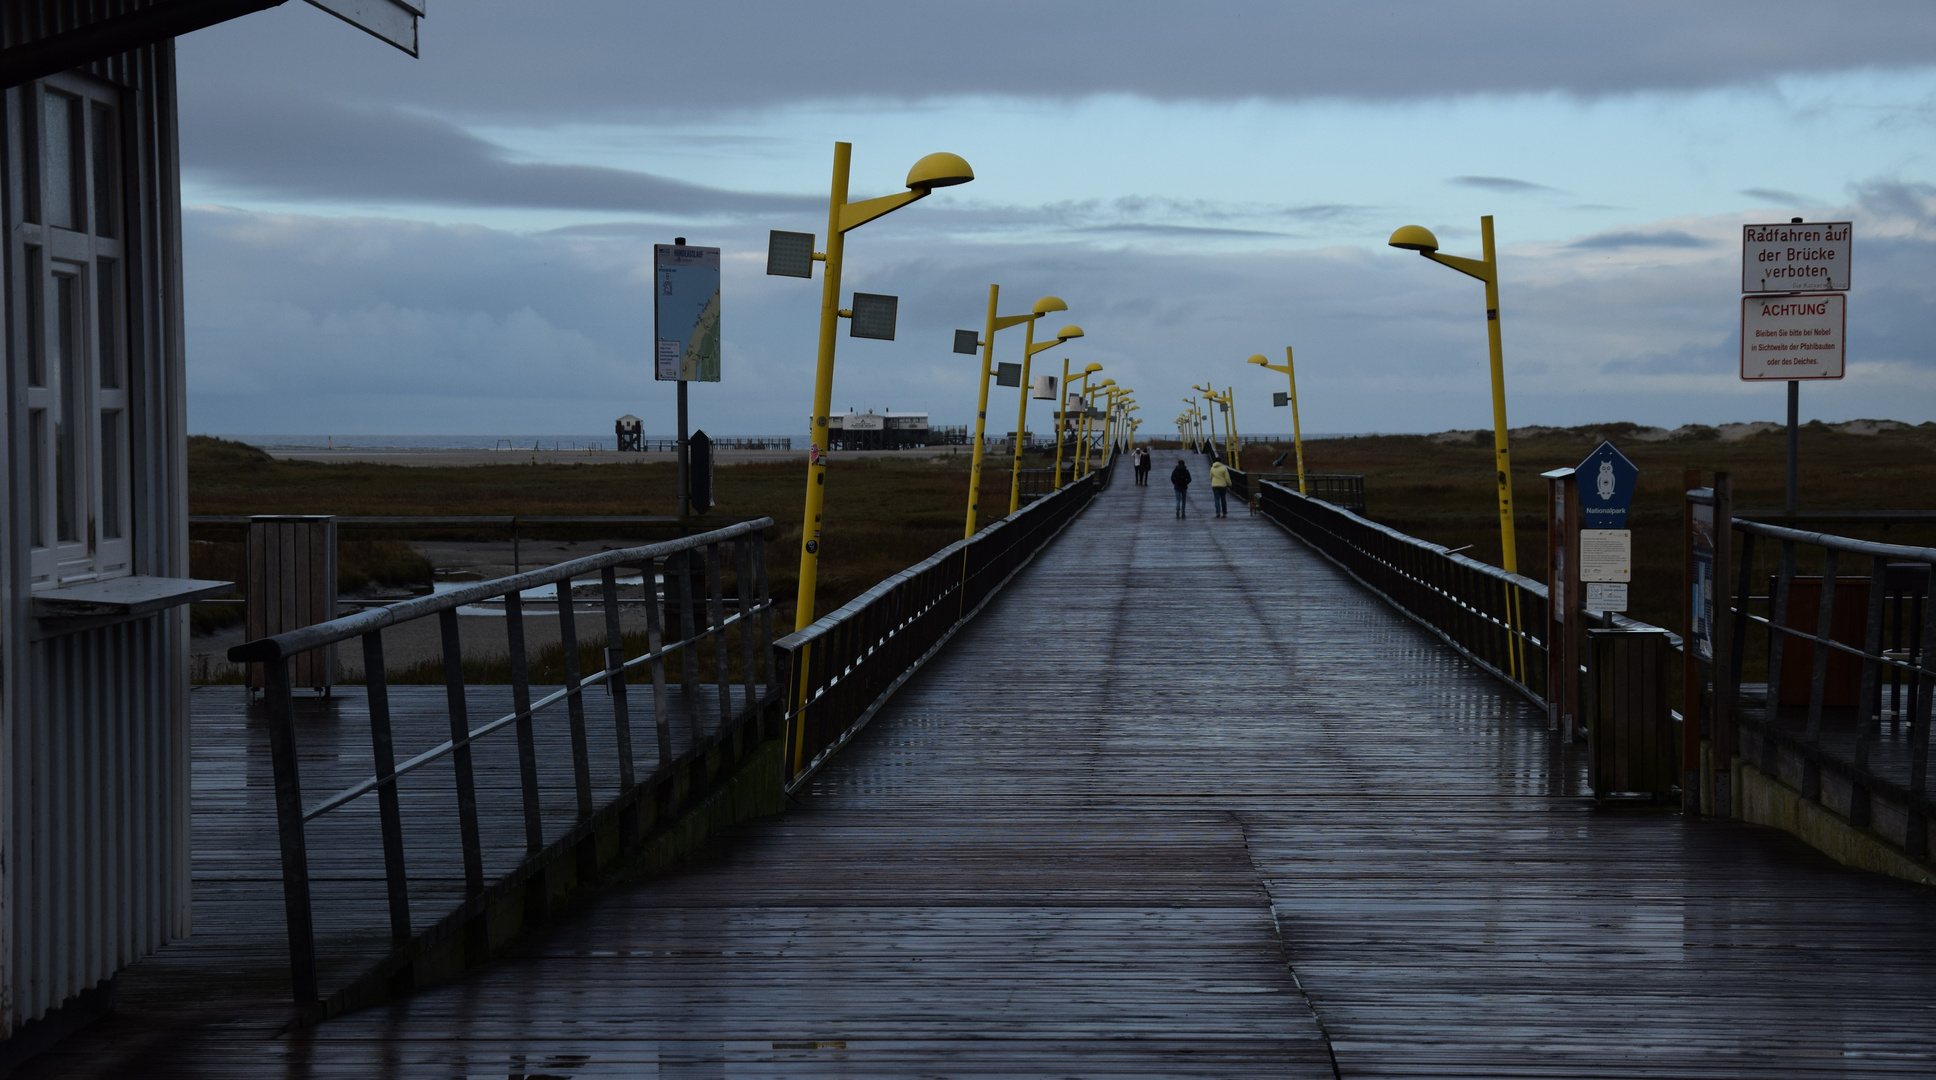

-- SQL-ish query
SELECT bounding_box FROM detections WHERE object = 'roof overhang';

[0,0,421,91]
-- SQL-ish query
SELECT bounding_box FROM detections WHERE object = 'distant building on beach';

[827,410,940,450]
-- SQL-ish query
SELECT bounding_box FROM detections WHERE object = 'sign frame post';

[655,237,723,522]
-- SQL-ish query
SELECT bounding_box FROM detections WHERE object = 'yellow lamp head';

[1032,295,1068,315]
[1055,325,1084,342]
[1388,224,1440,252]
[1247,354,1269,366]
[1083,362,1104,374]
[906,152,975,190]
[1099,378,1116,387]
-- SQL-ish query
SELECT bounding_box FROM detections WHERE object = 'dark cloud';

[1739,187,1817,206]
[1568,229,1713,250]
[1450,176,1562,194]
[181,93,820,215]
[179,1,1936,120]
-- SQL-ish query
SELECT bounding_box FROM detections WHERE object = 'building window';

[22,74,130,590]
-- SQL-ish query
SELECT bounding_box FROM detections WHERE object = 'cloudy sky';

[179,1,1936,438]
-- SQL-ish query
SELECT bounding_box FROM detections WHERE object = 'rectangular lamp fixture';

[766,230,815,278]
[849,293,898,340]
[995,362,1022,387]
[953,329,979,355]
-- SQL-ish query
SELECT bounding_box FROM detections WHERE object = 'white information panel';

[1585,583,1629,614]
[1741,293,1845,381]
[1742,221,1851,293]
[1579,529,1632,583]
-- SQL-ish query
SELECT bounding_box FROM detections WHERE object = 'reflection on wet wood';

[29,476,1936,1078]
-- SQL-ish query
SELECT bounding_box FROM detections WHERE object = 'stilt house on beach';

[0,0,420,1058]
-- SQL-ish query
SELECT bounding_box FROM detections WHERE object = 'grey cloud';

[1071,223,1294,239]
[183,205,1936,439]
[181,94,820,215]
[1568,230,1713,250]
[179,1,1936,120]
[1740,187,1817,206]
[1450,176,1562,194]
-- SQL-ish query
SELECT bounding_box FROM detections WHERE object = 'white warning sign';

[1741,293,1845,381]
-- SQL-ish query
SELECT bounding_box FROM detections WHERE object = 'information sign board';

[654,244,720,382]
[1585,583,1629,614]
[1742,221,1850,293]
[1690,502,1716,662]
[1740,293,1845,381]
[1574,441,1638,530]
[1580,529,1632,583]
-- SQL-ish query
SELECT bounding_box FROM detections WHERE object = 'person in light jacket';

[1170,458,1191,518]
[1209,459,1232,517]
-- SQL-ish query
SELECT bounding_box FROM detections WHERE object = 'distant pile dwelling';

[614,414,643,451]
[827,411,934,450]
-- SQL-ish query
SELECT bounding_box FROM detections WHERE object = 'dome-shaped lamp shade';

[1055,325,1084,341]
[1247,354,1269,365]
[1388,225,1440,252]
[906,152,975,190]
[1083,362,1104,374]
[1032,295,1068,314]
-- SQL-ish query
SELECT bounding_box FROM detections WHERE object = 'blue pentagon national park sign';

[1574,440,1638,529]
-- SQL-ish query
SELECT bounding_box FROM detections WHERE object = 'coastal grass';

[189,436,1048,630]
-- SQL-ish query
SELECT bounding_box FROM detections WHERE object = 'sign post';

[1574,440,1638,615]
[1741,219,1850,513]
[655,239,722,521]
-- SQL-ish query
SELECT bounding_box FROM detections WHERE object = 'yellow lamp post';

[1248,350,1305,494]
[794,143,973,631]
[1098,388,1124,467]
[1389,215,1526,686]
[1008,321,1083,514]
[1069,362,1104,481]
[1086,378,1117,477]
[963,290,1073,536]
[1054,357,1074,489]
[1388,217,1517,575]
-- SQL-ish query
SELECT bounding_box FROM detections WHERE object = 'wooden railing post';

[437,610,486,899]
[263,657,318,1004]
[360,632,413,946]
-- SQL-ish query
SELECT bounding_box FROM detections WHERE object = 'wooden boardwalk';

[30,474,1936,1077]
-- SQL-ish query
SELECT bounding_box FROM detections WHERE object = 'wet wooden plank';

[27,475,1936,1078]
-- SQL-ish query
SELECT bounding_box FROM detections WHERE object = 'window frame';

[19,73,132,591]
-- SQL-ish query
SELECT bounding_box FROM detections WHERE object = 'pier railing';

[1258,479,1548,705]
[778,455,1115,788]
[227,518,777,1007]
[1714,515,1933,854]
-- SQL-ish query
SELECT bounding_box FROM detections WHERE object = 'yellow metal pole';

[1285,348,1306,495]
[1075,377,1090,478]
[1054,357,1070,489]
[1225,386,1239,468]
[1480,215,1517,576]
[1006,318,1038,515]
[964,284,1000,538]
[793,142,850,632]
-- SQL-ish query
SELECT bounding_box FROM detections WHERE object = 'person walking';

[1170,458,1191,518]
[1209,459,1232,518]
[1135,446,1151,485]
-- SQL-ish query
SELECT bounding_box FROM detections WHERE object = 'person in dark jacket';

[1170,459,1191,518]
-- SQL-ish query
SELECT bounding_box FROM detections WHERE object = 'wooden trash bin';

[1585,627,1673,803]
[246,515,338,692]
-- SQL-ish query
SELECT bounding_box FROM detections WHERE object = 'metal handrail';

[229,518,771,662]
[777,452,1116,787]
[1257,478,1548,706]
[236,516,778,1007]
[299,606,766,823]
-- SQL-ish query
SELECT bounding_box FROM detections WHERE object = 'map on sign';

[1741,293,1845,380]
[654,244,720,382]
[1742,222,1851,293]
